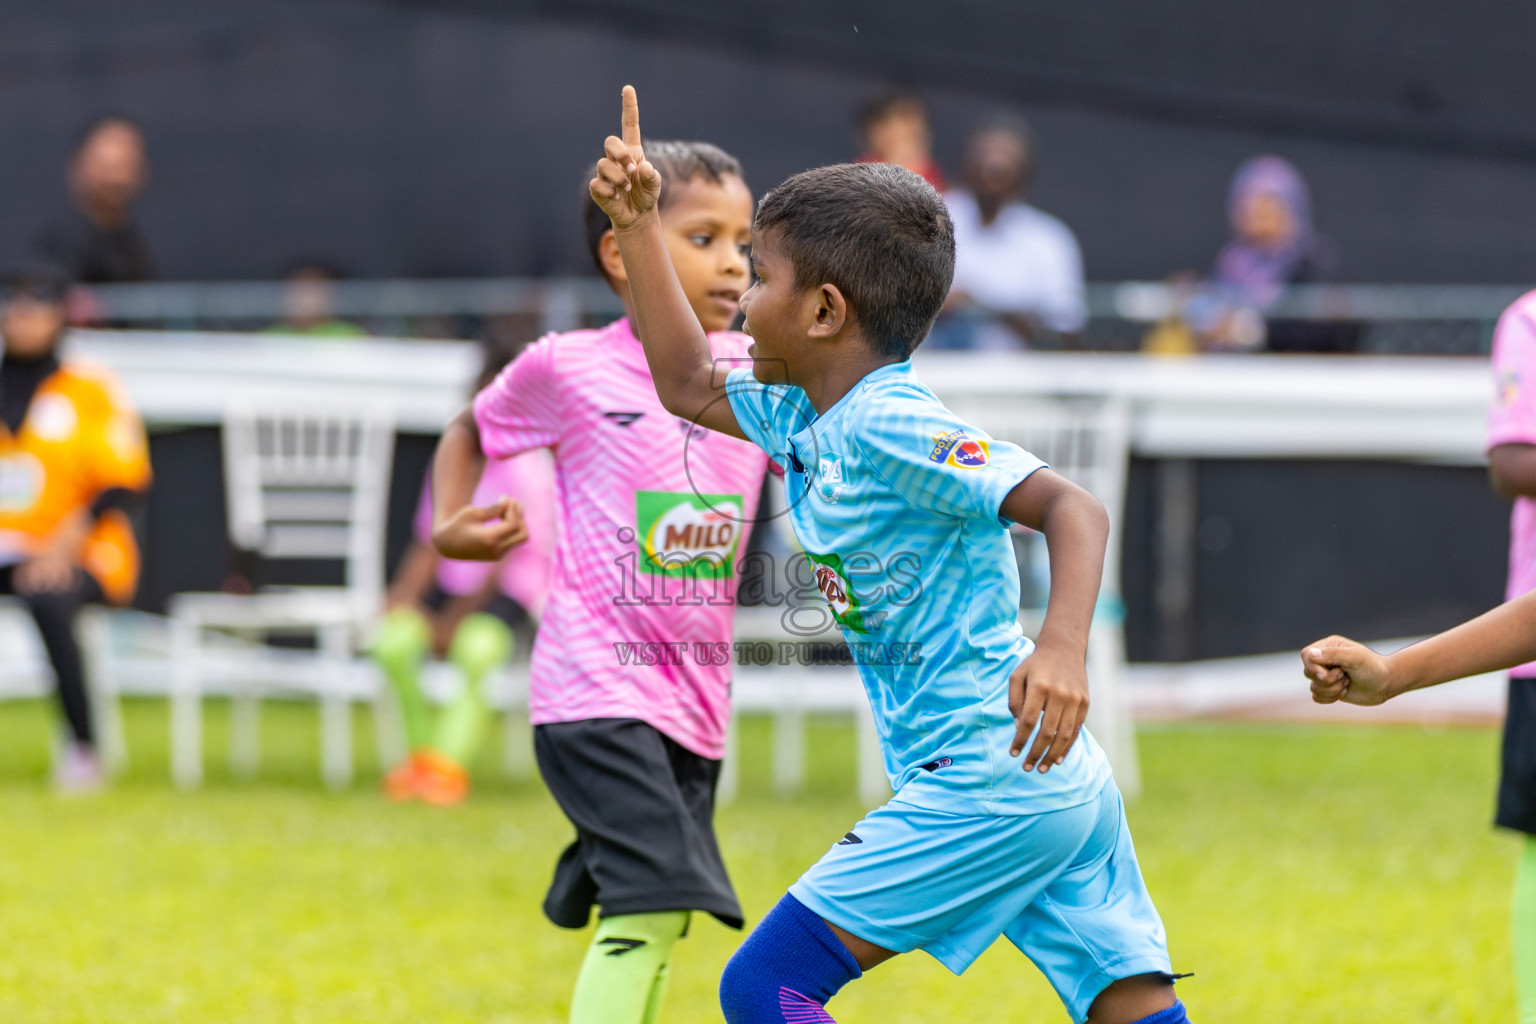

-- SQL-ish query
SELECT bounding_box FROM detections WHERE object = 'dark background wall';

[2,0,1536,283]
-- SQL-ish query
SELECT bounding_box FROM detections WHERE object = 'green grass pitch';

[0,698,1517,1022]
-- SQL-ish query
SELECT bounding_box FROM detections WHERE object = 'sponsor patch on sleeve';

[1500,371,1522,408]
[929,429,989,468]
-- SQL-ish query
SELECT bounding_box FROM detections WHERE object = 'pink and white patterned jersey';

[473,317,771,758]
[1489,289,1536,676]
[411,449,557,619]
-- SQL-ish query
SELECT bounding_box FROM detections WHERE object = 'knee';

[718,894,861,1024]
[718,945,766,1024]
[371,608,430,669]
[447,613,513,678]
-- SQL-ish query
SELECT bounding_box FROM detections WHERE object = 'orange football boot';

[416,749,470,807]
[383,751,428,802]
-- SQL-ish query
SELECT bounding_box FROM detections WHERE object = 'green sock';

[1517,837,1536,1023]
[431,613,513,766]
[371,608,433,751]
[569,911,689,1024]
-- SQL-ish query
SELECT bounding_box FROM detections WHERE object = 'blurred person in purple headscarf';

[1213,155,1339,308]
[1158,155,1347,353]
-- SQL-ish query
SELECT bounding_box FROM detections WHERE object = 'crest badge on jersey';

[817,453,847,503]
[929,429,989,469]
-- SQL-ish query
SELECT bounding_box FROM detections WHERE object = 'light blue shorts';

[789,780,1173,1023]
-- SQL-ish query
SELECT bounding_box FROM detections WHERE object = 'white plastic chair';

[167,400,396,789]
[944,394,1141,797]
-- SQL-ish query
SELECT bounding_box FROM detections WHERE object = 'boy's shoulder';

[537,320,623,351]
[1494,290,1536,355]
[1505,289,1536,326]
[848,363,943,418]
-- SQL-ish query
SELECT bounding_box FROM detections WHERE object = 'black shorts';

[1497,676,1536,835]
[534,718,743,930]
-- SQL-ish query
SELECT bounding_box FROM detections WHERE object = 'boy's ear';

[808,283,848,339]
[598,229,628,288]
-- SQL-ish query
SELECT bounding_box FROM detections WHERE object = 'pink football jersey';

[1489,290,1536,676]
[473,317,771,758]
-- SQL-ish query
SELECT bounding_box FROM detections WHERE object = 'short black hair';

[858,89,928,133]
[754,163,954,360]
[583,140,745,281]
[283,259,346,281]
[0,260,72,304]
[71,114,142,156]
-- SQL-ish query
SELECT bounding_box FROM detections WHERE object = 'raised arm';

[1303,587,1536,706]
[998,469,1110,773]
[589,86,746,440]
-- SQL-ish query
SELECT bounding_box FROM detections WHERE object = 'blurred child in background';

[266,262,367,338]
[373,343,554,806]
[432,141,773,1024]
[856,89,946,192]
[0,262,151,791]
[1304,286,1536,1021]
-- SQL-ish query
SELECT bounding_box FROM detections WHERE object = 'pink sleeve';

[473,334,562,459]
[1489,300,1536,451]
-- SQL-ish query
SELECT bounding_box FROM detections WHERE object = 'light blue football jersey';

[725,360,1111,815]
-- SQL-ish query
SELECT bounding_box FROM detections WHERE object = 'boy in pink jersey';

[432,141,771,1024]
[1304,288,1536,1021]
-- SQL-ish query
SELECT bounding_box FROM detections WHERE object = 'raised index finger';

[621,85,642,150]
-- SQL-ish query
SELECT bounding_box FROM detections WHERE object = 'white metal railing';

[75,279,1531,355]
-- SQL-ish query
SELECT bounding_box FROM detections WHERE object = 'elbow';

[657,390,688,420]
[1085,493,1111,545]
[655,378,700,422]
[1490,466,1519,501]
[1059,489,1110,549]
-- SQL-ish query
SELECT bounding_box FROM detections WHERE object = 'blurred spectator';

[1166,155,1350,353]
[929,118,1086,350]
[266,262,367,338]
[0,262,151,791]
[1213,155,1339,307]
[32,117,154,285]
[856,89,947,192]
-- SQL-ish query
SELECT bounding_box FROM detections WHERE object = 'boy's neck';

[796,349,903,415]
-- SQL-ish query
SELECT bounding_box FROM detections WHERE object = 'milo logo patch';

[806,551,870,634]
[636,490,743,579]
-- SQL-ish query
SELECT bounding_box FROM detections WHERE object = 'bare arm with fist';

[429,407,528,562]
[1302,588,1536,705]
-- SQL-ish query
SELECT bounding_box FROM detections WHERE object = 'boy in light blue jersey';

[590,87,1191,1024]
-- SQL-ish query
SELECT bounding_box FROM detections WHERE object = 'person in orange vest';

[0,262,151,791]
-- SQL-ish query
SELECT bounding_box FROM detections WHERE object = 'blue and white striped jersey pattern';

[725,360,1111,815]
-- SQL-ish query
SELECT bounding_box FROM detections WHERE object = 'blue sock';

[1131,1001,1191,1024]
[719,893,863,1023]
